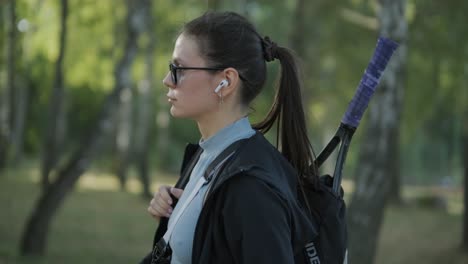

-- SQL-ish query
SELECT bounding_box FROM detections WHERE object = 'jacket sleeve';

[221,175,295,264]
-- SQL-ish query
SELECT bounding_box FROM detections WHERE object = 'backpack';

[299,175,348,264]
[205,137,349,264]
[206,138,349,264]
[209,137,349,264]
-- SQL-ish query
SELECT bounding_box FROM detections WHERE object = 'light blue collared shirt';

[169,117,255,264]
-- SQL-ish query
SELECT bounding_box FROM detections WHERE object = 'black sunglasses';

[169,63,224,85]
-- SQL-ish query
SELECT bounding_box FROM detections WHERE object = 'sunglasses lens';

[169,64,177,84]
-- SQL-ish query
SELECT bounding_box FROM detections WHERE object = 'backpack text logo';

[305,242,321,264]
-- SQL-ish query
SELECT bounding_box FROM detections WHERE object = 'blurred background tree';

[0,0,467,263]
[347,0,407,263]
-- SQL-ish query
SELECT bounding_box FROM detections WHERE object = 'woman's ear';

[217,67,240,97]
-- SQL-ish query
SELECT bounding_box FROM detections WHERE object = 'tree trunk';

[40,0,68,190]
[19,0,142,255]
[134,0,155,199]
[7,0,16,162]
[0,125,6,170]
[0,0,16,170]
[0,21,8,170]
[289,0,310,108]
[135,80,152,198]
[10,77,28,163]
[463,119,468,252]
[154,8,170,171]
[388,126,404,204]
[347,1,407,263]
[289,0,325,140]
[114,88,132,190]
[462,64,468,252]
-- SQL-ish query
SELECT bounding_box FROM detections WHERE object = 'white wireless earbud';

[214,79,229,93]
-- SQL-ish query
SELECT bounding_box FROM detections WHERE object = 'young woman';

[141,11,319,264]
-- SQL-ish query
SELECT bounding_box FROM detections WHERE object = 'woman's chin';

[170,107,189,119]
[169,107,180,118]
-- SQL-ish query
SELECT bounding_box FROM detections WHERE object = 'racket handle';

[341,37,399,128]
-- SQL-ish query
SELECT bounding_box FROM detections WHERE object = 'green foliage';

[66,0,124,92]
[3,0,466,182]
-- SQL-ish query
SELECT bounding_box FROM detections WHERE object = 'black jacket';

[141,132,317,264]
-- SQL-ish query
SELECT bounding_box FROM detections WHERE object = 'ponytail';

[253,38,318,186]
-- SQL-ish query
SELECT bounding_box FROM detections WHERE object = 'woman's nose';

[162,72,175,88]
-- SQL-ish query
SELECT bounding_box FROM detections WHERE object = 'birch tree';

[134,0,155,198]
[0,0,16,170]
[19,0,144,255]
[347,0,407,263]
[462,63,468,252]
[40,0,68,189]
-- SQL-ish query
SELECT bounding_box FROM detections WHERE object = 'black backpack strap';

[201,137,251,203]
[204,138,250,181]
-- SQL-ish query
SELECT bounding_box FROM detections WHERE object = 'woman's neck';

[196,108,246,140]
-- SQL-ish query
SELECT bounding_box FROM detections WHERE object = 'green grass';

[375,184,467,264]
[376,205,466,264]
[1,165,467,264]
[0,165,175,264]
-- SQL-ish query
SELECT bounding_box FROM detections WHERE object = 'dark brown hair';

[183,11,318,185]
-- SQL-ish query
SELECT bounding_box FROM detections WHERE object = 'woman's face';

[163,34,222,120]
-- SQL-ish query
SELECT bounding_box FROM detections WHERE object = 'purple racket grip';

[341,37,399,128]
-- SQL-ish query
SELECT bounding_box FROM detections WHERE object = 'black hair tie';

[262,36,279,62]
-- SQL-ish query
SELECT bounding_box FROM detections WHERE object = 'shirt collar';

[199,117,253,155]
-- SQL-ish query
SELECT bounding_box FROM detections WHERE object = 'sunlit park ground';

[1,162,467,264]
